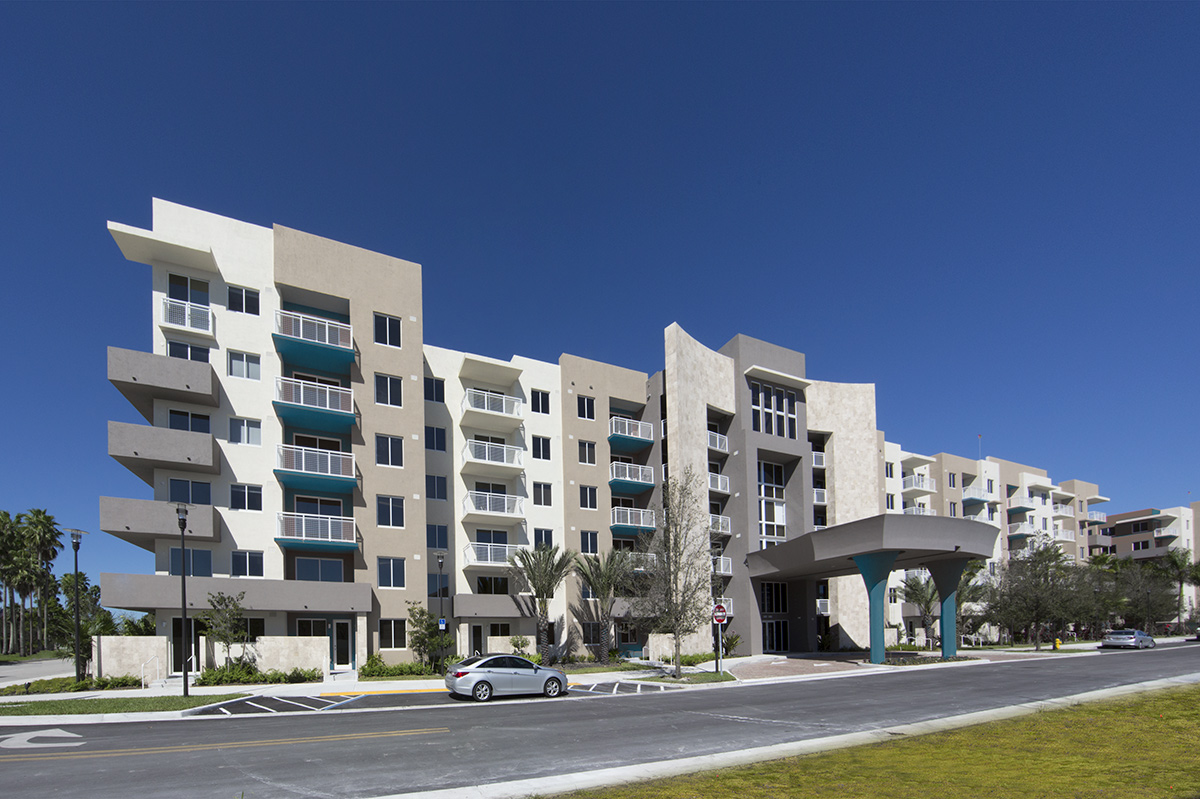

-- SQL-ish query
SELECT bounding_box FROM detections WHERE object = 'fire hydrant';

[1054,637,1061,650]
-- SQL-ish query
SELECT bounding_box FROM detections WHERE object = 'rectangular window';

[169,479,211,505]
[169,273,209,305]
[296,557,343,582]
[579,441,596,465]
[376,434,404,467]
[581,583,596,600]
[426,475,447,501]
[232,550,264,577]
[987,478,994,493]
[168,410,210,434]
[374,313,402,347]
[534,528,553,548]
[758,461,786,540]
[228,286,260,315]
[760,582,788,614]
[167,340,209,362]
[377,496,404,527]
[477,575,509,594]
[229,417,261,446]
[228,351,261,380]
[378,557,406,588]
[230,484,262,511]
[242,618,265,642]
[425,426,447,452]
[577,395,595,420]
[582,621,601,645]
[949,501,957,518]
[750,381,798,439]
[532,436,551,460]
[885,462,894,479]
[428,573,449,598]
[534,482,552,506]
[531,389,550,414]
[888,587,898,603]
[886,493,895,510]
[426,524,448,550]
[375,374,403,407]
[424,377,445,403]
[580,485,597,510]
[1132,540,1150,551]
[948,473,957,488]
[380,619,407,649]
[169,547,213,577]
[581,530,598,554]
[297,619,327,637]
[489,623,511,638]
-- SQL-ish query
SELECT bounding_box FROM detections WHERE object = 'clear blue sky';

[1,2,1196,590]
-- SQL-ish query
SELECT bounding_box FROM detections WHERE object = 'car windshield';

[1110,630,1135,635]
[455,656,484,667]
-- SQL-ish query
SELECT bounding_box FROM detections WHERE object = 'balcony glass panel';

[162,298,212,334]
[275,310,352,349]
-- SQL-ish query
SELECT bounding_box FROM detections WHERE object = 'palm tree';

[1153,548,1196,633]
[900,571,939,647]
[955,560,988,639]
[0,510,16,654]
[22,509,63,650]
[575,549,632,665]
[9,545,40,656]
[509,544,576,665]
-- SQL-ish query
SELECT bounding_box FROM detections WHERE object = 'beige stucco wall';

[205,635,330,675]
[93,635,169,682]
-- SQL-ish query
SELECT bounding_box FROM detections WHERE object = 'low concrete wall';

[646,629,710,663]
[93,635,168,683]
[202,635,329,677]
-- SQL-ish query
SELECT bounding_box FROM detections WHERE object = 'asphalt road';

[4,644,1199,799]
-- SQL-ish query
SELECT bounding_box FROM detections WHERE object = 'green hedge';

[193,663,322,685]
[0,675,142,695]
[358,654,437,678]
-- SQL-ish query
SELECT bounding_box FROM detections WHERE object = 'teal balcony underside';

[1007,531,1034,542]
[273,469,358,494]
[274,537,360,553]
[611,523,653,537]
[272,333,356,373]
[609,477,654,496]
[272,401,357,434]
[962,495,987,507]
[608,433,653,454]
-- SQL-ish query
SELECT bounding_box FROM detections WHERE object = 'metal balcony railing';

[708,473,730,493]
[275,309,352,349]
[276,444,355,477]
[629,553,657,571]
[276,512,355,543]
[903,506,937,517]
[609,417,653,442]
[462,388,522,418]
[610,462,654,484]
[707,430,729,453]
[1053,503,1076,517]
[162,298,212,334]
[463,491,523,516]
[811,451,826,469]
[463,440,524,468]
[463,542,524,566]
[961,486,994,503]
[813,488,828,505]
[710,514,731,536]
[711,556,733,576]
[611,507,655,528]
[1008,521,1037,537]
[275,377,353,414]
[1087,510,1108,524]
[902,474,937,493]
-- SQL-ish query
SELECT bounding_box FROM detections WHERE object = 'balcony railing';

[629,553,657,571]
[1008,521,1037,537]
[276,512,355,543]
[714,597,733,616]
[961,486,995,503]
[710,514,732,536]
[162,298,212,334]
[1087,510,1108,524]
[275,377,353,414]
[1054,527,1075,541]
[708,473,730,493]
[463,542,523,566]
[611,507,655,529]
[811,451,826,469]
[610,462,654,485]
[276,444,355,477]
[813,488,828,505]
[462,388,522,418]
[463,440,524,468]
[816,598,831,616]
[274,309,353,350]
[609,417,653,443]
[707,430,729,453]
[463,491,523,517]
[711,556,733,576]
[903,506,937,517]
[1009,492,1036,509]
[901,475,937,493]
[1052,503,1076,518]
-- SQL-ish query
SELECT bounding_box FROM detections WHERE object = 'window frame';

[227,350,261,381]
[425,426,447,452]
[375,373,404,407]
[531,389,550,414]
[533,482,552,506]
[227,286,260,315]
[424,377,445,403]
[229,417,261,446]
[232,550,264,578]
[378,556,406,589]
[532,435,551,460]
[373,312,402,348]
[579,441,596,465]
[230,484,263,511]
[580,485,597,510]
[376,433,404,467]
[377,495,405,528]
[380,619,407,650]
[577,395,595,420]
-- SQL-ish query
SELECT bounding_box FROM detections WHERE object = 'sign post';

[712,604,728,675]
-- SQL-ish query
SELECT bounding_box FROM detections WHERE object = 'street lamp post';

[436,551,446,668]
[63,529,88,683]
[1146,589,1152,635]
[177,504,190,697]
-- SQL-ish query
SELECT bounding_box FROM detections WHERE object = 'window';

[477,575,509,594]
[169,547,212,577]
[297,619,327,637]
[886,493,895,510]
[534,528,553,548]
[376,434,404,467]
[228,286,259,315]
[577,395,595,420]
[229,417,261,446]
[378,557,405,588]
[377,496,404,527]
[374,313,402,347]
[531,389,550,414]
[228,351,261,380]
[532,436,551,460]
[425,426,446,452]
[949,502,957,518]
[889,588,898,603]
[948,473,957,488]
[579,441,596,465]
[426,524,448,550]
[424,377,444,402]
[295,496,342,516]
[750,381,799,439]
[1133,540,1150,552]
[375,374,403,407]
[1132,521,1150,533]
[169,479,211,505]
[987,478,994,493]
[428,573,449,598]
[581,530,598,554]
[230,484,262,511]
[489,623,511,638]
[380,619,406,649]
[167,340,209,362]
[582,622,601,646]
[885,462,894,479]
[581,583,595,600]
[618,623,636,646]
[760,582,788,614]
[232,550,263,577]
[988,507,996,522]
[426,475,447,501]
[242,618,265,641]
[296,557,343,582]
[758,461,786,540]
[534,482,552,506]
[580,485,597,509]
[168,410,210,434]
[169,273,209,305]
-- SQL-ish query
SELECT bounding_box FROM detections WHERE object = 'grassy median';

[0,694,245,716]
[548,683,1200,799]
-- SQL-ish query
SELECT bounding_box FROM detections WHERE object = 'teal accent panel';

[607,433,653,454]
[608,478,654,496]
[273,333,356,373]
[274,537,360,553]
[273,468,358,494]
[272,401,357,434]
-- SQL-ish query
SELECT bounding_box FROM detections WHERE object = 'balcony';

[1132,544,1175,561]
[273,377,355,433]
[160,298,213,337]
[462,542,524,568]
[1052,503,1076,519]
[713,597,733,616]
[707,430,729,454]
[815,598,831,616]
[708,472,730,494]
[273,310,355,372]
[1008,492,1036,512]
[1086,510,1108,525]
[710,514,732,537]
[274,444,356,492]
[275,512,358,553]
[108,421,219,486]
[100,497,219,552]
[461,389,523,433]
[108,347,219,423]
[811,451,826,469]
[609,462,654,495]
[1007,521,1036,541]
[902,506,937,517]
[630,553,657,572]
[462,491,524,523]
[901,475,937,495]
[611,507,656,536]
[961,485,995,506]
[1054,527,1075,542]
[711,556,733,576]
[462,440,524,478]
[609,417,654,453]
[813,488,828,505]
[1155,527,1180,543]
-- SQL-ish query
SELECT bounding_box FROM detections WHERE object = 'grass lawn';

[546,683,1200,799]
[636,672,736,685]
[0,694,245,716]
[0,650,60,665]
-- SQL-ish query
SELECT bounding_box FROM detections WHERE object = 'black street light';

[1146,589,1152,635]
[436,551,446,668]
[63,528,88,683]
[176,503,190,697]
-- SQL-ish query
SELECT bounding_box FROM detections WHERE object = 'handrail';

[162,297,212,333]
[275,309,352,349]
[141,654,160,689]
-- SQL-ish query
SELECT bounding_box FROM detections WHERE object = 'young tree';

[575,549,632,665]
[1116,561,1175,632]
[985,540,1073,650]
[955,560,989,638]
[900,571,939,646]
[1153,548,1197,632]
[405,600,454,671]
[632,468,713,678]
[509,544,576,665]
[55,572,117,672]
[198,591,248,666]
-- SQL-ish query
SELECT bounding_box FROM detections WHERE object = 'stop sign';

[713,604,727,624]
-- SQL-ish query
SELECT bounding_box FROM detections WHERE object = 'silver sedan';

[445,655,568,702]
[1101,629,1156,649]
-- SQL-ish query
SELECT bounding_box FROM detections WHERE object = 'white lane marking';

[244,701,278,713]
[0,728,85,749]
[274,697,323,711]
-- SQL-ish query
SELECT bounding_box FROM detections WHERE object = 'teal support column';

[852,551,901,664]
[927,557,971,659]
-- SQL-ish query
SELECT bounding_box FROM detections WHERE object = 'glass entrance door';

[332,620,352,669]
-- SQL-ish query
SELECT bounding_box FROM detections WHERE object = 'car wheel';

[543,678,562,698]
[472,681,493,702]
[1150,639,1156,649]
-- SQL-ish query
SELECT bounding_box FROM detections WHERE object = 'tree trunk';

[599,613,611,666]
[17,596,25,656]
[673,634,682,679]
[537,609,549,665]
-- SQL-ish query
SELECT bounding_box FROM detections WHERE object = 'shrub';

[722,632,741,656]
[358,653,434,678]
[662,652,716,666]
[193,663,321,686]
[0,675,144,695]
[509,635,530,655]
